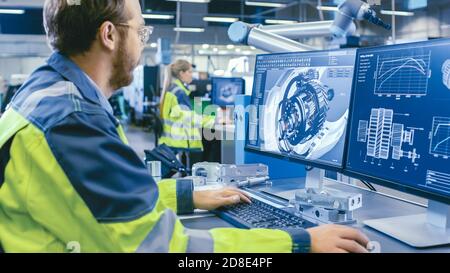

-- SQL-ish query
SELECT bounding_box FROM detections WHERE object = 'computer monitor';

[211,77,245,107]
[189,79,212,98]
[246,49,357,171]
[346,38,450,247]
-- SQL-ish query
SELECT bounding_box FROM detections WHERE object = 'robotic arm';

[331,0,391,37]
[228,0,391,52]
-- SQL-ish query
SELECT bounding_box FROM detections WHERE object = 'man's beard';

[109,39,137,91]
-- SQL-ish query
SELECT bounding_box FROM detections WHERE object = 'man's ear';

[98,21,117,52]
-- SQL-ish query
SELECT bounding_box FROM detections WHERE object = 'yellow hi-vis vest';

[0,54,310,253]
[159,79,215,151]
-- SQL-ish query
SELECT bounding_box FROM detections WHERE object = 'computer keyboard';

[212,198,316,229]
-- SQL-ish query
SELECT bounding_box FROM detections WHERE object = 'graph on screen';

[374,52,431,97]
[430,116,450,158]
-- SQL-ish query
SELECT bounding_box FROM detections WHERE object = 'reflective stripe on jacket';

[0,52,310,253]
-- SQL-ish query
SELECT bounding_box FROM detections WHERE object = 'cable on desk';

[360,180,377,192]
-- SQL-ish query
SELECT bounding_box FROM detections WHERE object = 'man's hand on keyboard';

[193,187,252,211]
[307,224,370,253]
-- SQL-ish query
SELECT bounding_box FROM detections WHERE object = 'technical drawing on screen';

[247,49,357,168]
[347,38,450,200]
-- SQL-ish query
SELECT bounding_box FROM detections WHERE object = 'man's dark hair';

[44,0,131,56]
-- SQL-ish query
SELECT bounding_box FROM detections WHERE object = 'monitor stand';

[364,200,450,248]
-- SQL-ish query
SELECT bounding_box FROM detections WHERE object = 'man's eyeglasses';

[116,23,153,45]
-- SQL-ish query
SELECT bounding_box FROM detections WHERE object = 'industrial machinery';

[192,162,269,188]
[228,0,391,53]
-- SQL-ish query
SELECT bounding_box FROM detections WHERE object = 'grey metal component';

[236,176,270,188]
[364,215,450,248]
[192,162,269,187]
[295,205,357,225]
[192,162,222,184]
[364,200,450,248]
[331,0,365,37]
[228,21,253,44]
[305,168,325,190]
[219,163,268,177]
[247,27,317,52]
[428,200,450,228]
[332,0,391,37]
[295,187,362,211]
[228,21,317,52]
[292,168,363,225]
[219,163,269,185]
[260,21,334,39]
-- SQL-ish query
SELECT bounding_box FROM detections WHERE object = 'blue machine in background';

[211,77,245,107]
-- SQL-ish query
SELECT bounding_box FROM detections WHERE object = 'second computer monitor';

[346,38,450,203]
[246,49,357,169]
[211,77,245,107]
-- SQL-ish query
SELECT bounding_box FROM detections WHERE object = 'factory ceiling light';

[316,6,339,11]
[245,1,287,8]
[203,16,239,23]
[142,14,174,20]
[166,0,210,3]
[174,27,205,32]
[265,19,298,25]
[0,9,25,14]
[380,10,415,16]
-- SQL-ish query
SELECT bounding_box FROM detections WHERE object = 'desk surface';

[181,178,450,253]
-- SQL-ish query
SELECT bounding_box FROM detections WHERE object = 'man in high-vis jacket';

[0,0,370,253]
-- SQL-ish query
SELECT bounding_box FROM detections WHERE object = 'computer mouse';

[366,241,381,253]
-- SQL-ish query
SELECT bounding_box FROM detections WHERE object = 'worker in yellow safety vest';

[159,59,215,168]
[0,0,371,253]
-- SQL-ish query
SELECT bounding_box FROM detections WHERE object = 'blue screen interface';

[346,39,450,198]
[212,77,245,107]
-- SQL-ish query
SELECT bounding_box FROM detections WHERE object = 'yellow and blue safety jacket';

[159,79,215,151]
[0,52,310,253]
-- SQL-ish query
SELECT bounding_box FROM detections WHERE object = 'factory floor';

[122,123,156,161]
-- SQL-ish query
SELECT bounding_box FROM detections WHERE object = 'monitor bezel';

[342,38,450,205]
[211,77,246,107]
[244,48,358,173]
